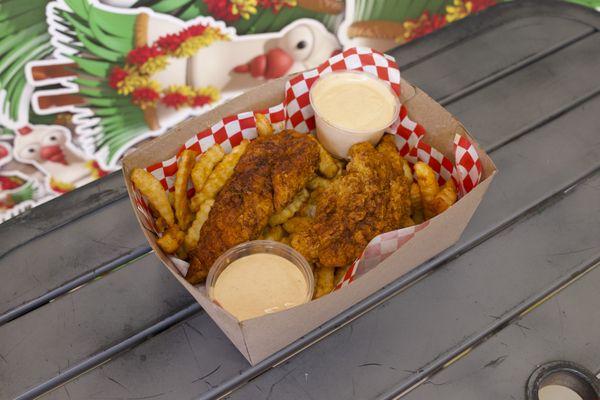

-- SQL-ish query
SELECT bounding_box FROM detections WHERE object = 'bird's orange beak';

[40,145,67,165]
[233,47,294,80]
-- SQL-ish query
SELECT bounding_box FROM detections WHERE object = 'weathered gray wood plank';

[404,252,600,400]
[0,171,127,258]
[35,89,600,400]
[394,0,600,70]
[401,16,593,102]
[0,254,193,400]
[445,33,600,150]
[0,197,149,323]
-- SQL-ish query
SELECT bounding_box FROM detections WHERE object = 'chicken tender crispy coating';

[272,131,320,211]
[377,134,411,230]
[292,142,405,267]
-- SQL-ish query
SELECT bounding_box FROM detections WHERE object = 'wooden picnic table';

[1,1,599,399]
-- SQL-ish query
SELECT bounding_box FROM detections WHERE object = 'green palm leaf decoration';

[49,0,149,165]
[0,0,53,123]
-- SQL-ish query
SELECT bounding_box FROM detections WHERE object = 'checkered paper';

[134,47,483,287]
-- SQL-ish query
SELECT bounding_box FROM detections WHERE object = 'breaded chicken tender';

[292,142,410,267]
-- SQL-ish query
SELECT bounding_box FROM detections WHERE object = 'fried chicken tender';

[272,131,320,211]
[291,142,409,267]
[377,134,411,230]
[187,131,319,284]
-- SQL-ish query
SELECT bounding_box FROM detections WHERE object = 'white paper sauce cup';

[309,71,400,159]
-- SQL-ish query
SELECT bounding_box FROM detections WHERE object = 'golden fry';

[184,199,215,251]
[131,168,175,227]
[255,113,274,136]
[307,176,331,191]
[279,235,291,246]
[155,217,167,233]
[191,144,225,192]
[314,266,335,299]
[334,265,349,286]
[402,158,413,182]
[431,179,458,215]
[283,216,313,234]
[190,140,249,211]
[317,142,339,178]
[176,246,188,260]
[168,191,175,207]
[410,182,424,224]
[414,162,439,219]
[269,188,309,226]
[260,225,285,241]
[157,226,184,254]
[174,149,197,230]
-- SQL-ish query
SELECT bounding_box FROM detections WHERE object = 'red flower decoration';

[191,95,212,107]
[162,92,190,109]
[108,66,128,89]
[155,33,184,52]
[132,87,160,102]
[406,11,447,42]
[127,45,165,66]
[204,0,238,22]
[185,24,207,37]
[258,0,295,13]
[0,176,23,191]
[469,0,496,13]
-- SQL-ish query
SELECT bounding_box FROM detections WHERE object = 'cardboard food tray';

[123,63,496,366]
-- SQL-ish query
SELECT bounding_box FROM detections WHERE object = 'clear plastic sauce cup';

[310,70,400,159]
[206,240,314,321]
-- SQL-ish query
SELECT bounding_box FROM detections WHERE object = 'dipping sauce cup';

[206,240,314,321]
[309,71,400,159]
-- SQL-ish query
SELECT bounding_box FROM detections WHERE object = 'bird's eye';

[49,135,57,142]
[296,40,307,50]
[19,144,39,160]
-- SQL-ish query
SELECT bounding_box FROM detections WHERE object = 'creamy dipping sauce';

[311,72,397,132]
[213,253,308,321]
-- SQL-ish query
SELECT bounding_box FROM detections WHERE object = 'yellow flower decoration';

[139,55,169,75]
[446,0,473,23]
[196,86,220,102]
[231,0,258,20]
[174,27,230,58]
[115,69,149,96]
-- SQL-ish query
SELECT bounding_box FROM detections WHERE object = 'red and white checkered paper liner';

[135,47,483,289]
